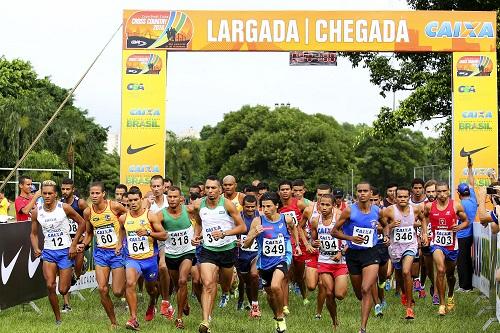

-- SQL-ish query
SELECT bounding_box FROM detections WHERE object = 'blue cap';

[457,183,470,195]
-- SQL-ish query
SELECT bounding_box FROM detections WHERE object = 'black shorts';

[375,243,390,265]
[421,246,432,256]
[259,262,289,288]
[345,247,380,275]
[236,253,258,274]
[199,247,236,269]
[165,253,195,271]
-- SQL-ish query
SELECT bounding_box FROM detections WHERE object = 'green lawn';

[0,285,498,333]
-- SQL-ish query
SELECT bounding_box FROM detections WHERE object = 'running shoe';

[275,317,287,333]
[126,318,140,331]
[358,328,367,333]
[160,300,170,317]
[303,298,310,306]
[175,319,185,330]
[237,299,244,311]
[418,289,426,298]
[384,279,391,291]
[438,305,446,316]
[198,321,211,333]
[250,304,262,318]
[401,293,407,306]
[145,305,156,321]
[61,304,72,313]
[314,313,322,320]
[405,307,415,319]
[381,299,388,310]
[374,303,383,317]
[244,302,251,310]
[283,306,290,316]
[55,320,62,326]
[218,294,229,308]
[432,294,440,306]
[413,279,422,291]
[294,283,301,295]
[183,303,190,316]
[446,296,455,312]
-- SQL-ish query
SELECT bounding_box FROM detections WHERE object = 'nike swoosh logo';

[1,247,22,285]
[28,250,41,278]
[460,146,488,157]
[127,143,156,154]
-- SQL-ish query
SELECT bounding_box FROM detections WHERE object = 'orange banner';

[123,10,496,52]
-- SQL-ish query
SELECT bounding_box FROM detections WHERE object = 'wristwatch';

[147,229,151,236]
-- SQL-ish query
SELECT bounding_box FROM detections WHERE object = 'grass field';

[1,284,498,333]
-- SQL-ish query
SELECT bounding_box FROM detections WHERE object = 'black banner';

[0,222,46,310]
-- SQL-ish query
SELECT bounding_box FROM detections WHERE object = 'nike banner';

[0,222,46,310]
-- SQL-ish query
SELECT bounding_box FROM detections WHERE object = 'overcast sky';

[2,0,440,138]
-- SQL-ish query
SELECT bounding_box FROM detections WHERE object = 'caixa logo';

[127,83,144,91]
[425,21,494,38]
[129,109,160,116]
[458,85,475,93]
[462,111,493,118]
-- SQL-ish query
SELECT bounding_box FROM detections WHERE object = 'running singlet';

[37,202,72,250]
[61,195,84,236]
[256,214,292,270]
[343,203,379,250]
[90,200,120,249]
[124,209,156,260]
[318,211,345,265]
[278,198,302,228]
[429,200,458,251]
[161,206,195,258]
[240,210,259,252]
[150,194,168,213]
[200,197,237,251]
[230,193,243,212]
[389,205,418,261]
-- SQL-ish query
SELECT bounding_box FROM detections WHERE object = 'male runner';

[243,191,300,333]
[385,186,425,319]
[333,181,386,333]
[383,183,398,208]
[333,188,348,212]
[235,195,261,317]
[292,179,312,206]
[423,179,438,304]
[422,182,469,316]
[77,181,127,328]
[192,176,246,333]
[30,180,85,325]
[163,177,173,194]
[60,178,88,312]
[157,186,198,329]
[117,186,167,330]
[278,180,308,311]
[310,194,348,330]
[409,178,427,296]
[115,184,128,203]
[222,174,245,212]
[300,184,332,318]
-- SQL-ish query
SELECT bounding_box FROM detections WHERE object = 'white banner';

[472,223,492,296]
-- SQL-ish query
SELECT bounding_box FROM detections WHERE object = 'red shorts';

[292,243,307,262]
[305,251,319,268]
[317,262,348,279]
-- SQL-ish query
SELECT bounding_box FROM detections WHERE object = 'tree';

[165,131,205,187]
[344,0,500,161]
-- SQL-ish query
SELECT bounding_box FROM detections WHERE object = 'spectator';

[14,175,40,222]
[0,191,9,216]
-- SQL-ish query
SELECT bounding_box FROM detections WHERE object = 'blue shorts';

[430,245,458,262]
[392,249,418,270]
[126,256,158,282]
[94,247,124,269]
[41,248,74,270]
[236,251,258,274]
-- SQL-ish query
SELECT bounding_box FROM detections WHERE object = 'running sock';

[252,301,259,306]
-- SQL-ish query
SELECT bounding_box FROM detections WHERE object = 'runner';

[59,178,88,312]
[310,194,348,330]
[192,175,246,333]
[409,178,427,297]
[115,184,128,204]
[369,188,389,317]
[78,181,127,328]
[383,183,398,208]
[292,179,312,206]
[235,194,261,317]
[243,191,301,333]
[422,182,469,316]
[277,180,308,312]
[385,186,425,319]
[423,179,438,304]
[332,181,386,333]
[158,186,198,329]
[222,174,245,212]
[30,180,85,325]
[300,183,332,319]
[333,188,348,212]
[116,186,167,330]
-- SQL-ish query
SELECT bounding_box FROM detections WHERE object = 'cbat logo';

[462,111,492,119]
[458,86,475,93]
[425,21,494,38]
[129,109,160,116]
[127,83,144,90]
[130,40,147,47]
[105,214,111,221]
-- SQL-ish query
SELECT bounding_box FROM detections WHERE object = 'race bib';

[434,230,453,247]
[262,236,285,257]
[394,226,414,244]
[127,234,150,255]
[95,224,117,247]
[241,234,258,252]
[353,227,374,248]
[165,227,195,255]
[46,230,71,250]
[68,219,78,235]
[319,233,338,255]
[282,211,298,226]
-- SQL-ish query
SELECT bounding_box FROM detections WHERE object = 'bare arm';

[285,215,301,256]
[148,211,167,241]
[453,202,469,232]
[30,208,41,257]
[116,215,126,255]
[20,192,41,215]
[224,199,247,236]
[63,203,86,258]
[243,217,261,248]
[332,206,352,241]
[79,207,94,249]
[467,159,475,187]
[310,217,320,248]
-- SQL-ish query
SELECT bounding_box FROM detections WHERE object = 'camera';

[487,186,500,195]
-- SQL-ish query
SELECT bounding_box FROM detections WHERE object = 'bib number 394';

[353,227,374,248]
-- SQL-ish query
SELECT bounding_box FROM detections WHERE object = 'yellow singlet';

[124,209,155,260]
[90,200,120,249]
